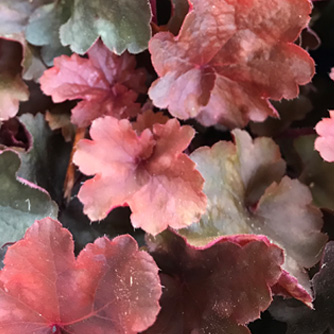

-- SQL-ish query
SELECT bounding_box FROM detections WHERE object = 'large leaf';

[0,218,161,333]
[179,129,327,300]
[0,38,28,121]
[149,0,314,128]
[0,150,57,245]
[73,116,206,235]
[59,0,152,55]
[145,231,284,334]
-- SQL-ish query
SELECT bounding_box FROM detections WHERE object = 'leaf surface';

[73,116,206,235]
[0,38,28,121]
[270,242,334,334]
[40,40,146,127]
[315,110,334,162]
[59,0,152,55]
[0,218,161,333]
[149,0,314,128]
[0,150,57,245]
[144,231,284,334]
[179,130,327,301]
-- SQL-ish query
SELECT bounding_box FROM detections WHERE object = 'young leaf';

[0,150,57,245]
[179,129,327,302]
[59,0,152,55]
[73,116,206,235]
[149,0,315,128]
[0,38,28,121]
[315,110,334,162]
[40,40,146,127]
[270,242,334,334]
[0,218,162,333]
[144,231,284,334]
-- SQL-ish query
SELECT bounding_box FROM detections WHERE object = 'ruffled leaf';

[144,231,283,334]
[73,116,206,235]
[315,110,334,162]
[0,218,161,333]
[149,0,315,128]
[179,130,327,301]
[40,40,146,127]
[59,0,152,55]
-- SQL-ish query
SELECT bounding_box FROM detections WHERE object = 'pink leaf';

[315,110,334,162]
[73,116,207,235]
[0,218,161,333]
[40,40,146,127]
[148,0,315,128]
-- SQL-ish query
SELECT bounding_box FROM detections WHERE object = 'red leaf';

[315,110,334,162]
[0,218,161,333]
[148,0,315,128]
[40,40,146,127]
[144,231,284,334]
[73,116,207,235]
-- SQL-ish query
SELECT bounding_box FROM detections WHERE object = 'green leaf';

[179,129,327,295]
[26,1,72,66]
[18,113,71,203]
[294,135,334,210]
[0,150,58,245]
[59,0,152,55]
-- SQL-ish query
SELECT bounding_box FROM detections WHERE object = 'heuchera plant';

[0,0,333,333]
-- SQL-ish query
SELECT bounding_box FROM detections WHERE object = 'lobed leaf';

[149,0,315,128]
[179,130,327,302]
[144,231,284,334]
[40,40,146,127]
[59,0,152,55]
[73,116,207,235]
[0,218,161,333]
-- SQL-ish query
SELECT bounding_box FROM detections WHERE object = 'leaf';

[179,129,327,301]
[0,150,57,245]
[25,0,72,66]
[294,135,334,210]
[73,116,206,235]
[59,0,152,55]
[148,0,315,128]
[0,38,29,121]
[40,40,146,127]
[0,0,52,38]
[17,113,71,204]
[144,231,284,334]
[0,218,162,333]
[315,110,334,162]
[269,242,334,334]
[167,0,189,35]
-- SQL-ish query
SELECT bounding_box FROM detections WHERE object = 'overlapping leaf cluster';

[0,0,333,333]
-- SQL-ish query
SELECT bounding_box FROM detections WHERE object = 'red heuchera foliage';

[148,0,315,128]
[144,231,284,334]
[73,115,207,235]
[315,110,334,162]
[0,218,161,334]
[40,39,146,128]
